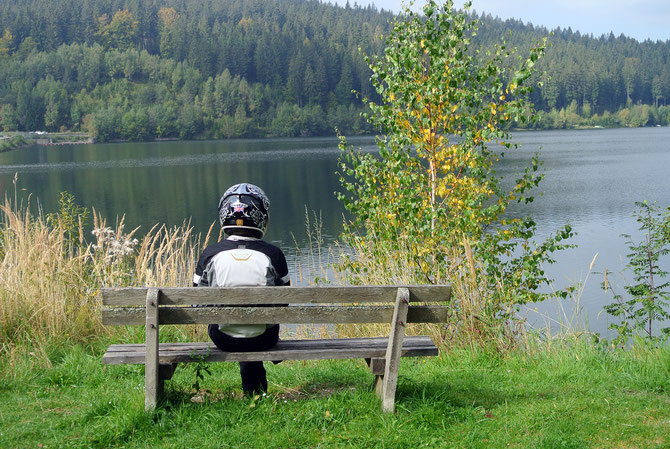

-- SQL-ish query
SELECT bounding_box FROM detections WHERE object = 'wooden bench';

[101,285,451,413]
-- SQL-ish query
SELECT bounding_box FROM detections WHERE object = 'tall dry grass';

[89,211,213,288]
[333,226,598,353]
[0,197,210,363]
[0,198,100,355]
[324,230,452,345]
[331,228,530,351]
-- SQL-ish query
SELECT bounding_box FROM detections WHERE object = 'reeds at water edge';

[0,196,209,364]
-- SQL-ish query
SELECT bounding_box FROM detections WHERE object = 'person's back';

[193,183,289,395]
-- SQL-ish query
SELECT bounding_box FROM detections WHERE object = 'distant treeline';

[0,0,669,141]
[475,15,670,115]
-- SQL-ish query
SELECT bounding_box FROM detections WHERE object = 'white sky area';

[332,0,670,42]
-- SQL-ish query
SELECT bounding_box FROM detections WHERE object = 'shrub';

[337,0,573,346]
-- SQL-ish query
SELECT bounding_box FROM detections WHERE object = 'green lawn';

[1,339,668,448]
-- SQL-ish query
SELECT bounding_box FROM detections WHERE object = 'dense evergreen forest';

[0,0,669,141]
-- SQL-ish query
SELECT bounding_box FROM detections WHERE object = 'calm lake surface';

[1,127,669,334]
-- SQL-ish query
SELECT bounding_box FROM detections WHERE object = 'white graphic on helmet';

[245,184,270,210]
[247,208,268,231]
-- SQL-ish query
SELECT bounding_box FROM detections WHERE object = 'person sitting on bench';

[192,183,290,395]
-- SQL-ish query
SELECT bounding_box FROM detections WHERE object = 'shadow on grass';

[396,376,524,411]
[158,368,520,416]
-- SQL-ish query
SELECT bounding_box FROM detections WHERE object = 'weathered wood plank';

[101,340,438,361]
[145,288,160,411]
[102,305,450,325]
[103,346,436,365]
[103,336,437,353]
[102,336,438,365]
[102,341,437,360]
[103,347,438,362]
[382,287,410,413]
[101,285,451,306]
[103,336,436,350]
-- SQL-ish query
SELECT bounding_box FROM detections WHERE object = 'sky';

[332,0,670,42]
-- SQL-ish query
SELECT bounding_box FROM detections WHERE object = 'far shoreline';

[1,123,667,153]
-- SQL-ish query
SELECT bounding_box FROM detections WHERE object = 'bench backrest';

[101,285,451,326]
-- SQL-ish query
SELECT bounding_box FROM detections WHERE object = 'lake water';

[1,128,669,335]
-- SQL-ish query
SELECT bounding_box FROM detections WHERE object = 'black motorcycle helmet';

[218,183,270,238]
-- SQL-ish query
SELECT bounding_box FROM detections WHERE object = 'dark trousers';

[208,324,279,395]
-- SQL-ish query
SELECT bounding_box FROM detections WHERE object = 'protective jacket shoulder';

[192,236,290,338]
[193,237,289,288]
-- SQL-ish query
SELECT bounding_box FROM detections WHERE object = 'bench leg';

[374,375,384,398]
[145,288,160,411]
[145,363,159,411]
[381,287,409,413]
[366,358,386,398]
[155,363,178,400]
[146,365,178,409]
[160,363,178,380]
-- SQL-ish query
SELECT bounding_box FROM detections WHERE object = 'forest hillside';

[0,0,668,140]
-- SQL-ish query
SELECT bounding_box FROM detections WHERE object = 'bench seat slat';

[102,336,439,365]
[102,305,449,325]
[101,285,451,306]
[102,336,437,353]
